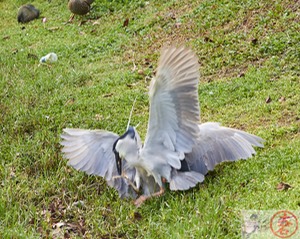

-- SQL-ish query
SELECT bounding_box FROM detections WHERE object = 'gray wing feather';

[170,170,205,191]
[143,46,200,169]
[186,122,264,174]
[61,128,137,198]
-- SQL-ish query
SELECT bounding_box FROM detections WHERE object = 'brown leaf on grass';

[65,98,75,105]
[137,69,144,75]
[174,22,182,28]
[102,93,113,98]
[12,48,18,54]
[279,96,286,102]
[49,199,65,223]
[9,168,16,179]
[204,36,214,43]
[52,222,66,229]
[92,21,101,25]
[265,96,272,103]
[238,72,245,78]
[28,53,38,60]
[126,83,137,88]
[51,221,85,239]
[276,182,292,191]
[123,18,129,27]
[40,198,87,238]
[47,27,60,32]
[251,38,258,45]
[133,211,142,221]
[166,12,176,19]
[143,58,153,69]
[144,58,151,65]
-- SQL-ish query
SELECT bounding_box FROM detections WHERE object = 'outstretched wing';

[61,128,137,198]
[143,46,200,169]
[186,122,264,175]
[170,123,264,191]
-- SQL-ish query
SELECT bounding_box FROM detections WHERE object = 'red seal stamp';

[270,210,298,238]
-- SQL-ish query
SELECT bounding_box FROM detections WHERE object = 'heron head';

[112,126,136,175]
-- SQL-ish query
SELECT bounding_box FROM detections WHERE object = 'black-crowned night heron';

[61,46,264,206]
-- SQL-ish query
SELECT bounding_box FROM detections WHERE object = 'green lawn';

[1,0,299,238]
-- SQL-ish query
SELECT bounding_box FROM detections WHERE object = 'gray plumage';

[61,46,264,205]
[17,4,40,23]
[61,128,137,198]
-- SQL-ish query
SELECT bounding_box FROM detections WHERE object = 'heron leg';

[134,186,165,207]
[112,175,139,193]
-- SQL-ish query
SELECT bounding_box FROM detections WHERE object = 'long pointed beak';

[114,151,122,175]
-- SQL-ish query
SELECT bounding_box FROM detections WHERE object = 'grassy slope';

[1,0,299,238]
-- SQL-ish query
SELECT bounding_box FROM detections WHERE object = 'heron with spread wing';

[61,46,264,206]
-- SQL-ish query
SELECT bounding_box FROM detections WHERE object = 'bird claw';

[133,187,165,207]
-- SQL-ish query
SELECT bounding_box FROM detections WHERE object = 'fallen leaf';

[279,96,286,102]
[251,38,258,45]
[137,69,144,75]
[123,18,129,27]
[12,48,18,54]
[102,93,113,98]
[276,182,292,191]
[3,35,10,40]
[51,227,63,239]
[204,36,214,43]
[174,22,182,28]
[29,218,35,225]
[265,96,272,103]
[52,222,66,229]
[126,83,137,88]
[95,114,103,120]
[92,21,101,25]
[28,53,38,60]
[47,27,60,31]
[166,12,176,19]
[238,72,245,77]
[133,211,142,221]
[144,58,151,65]
[65,98,75,105]
[240,180,250,187]
[64,232,71,238]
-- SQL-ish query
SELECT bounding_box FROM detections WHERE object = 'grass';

[1,0,299,238]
